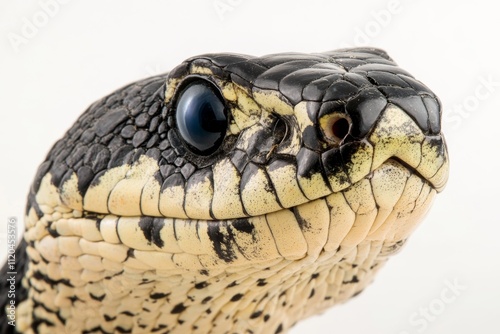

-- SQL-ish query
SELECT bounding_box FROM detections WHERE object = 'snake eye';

[175,80,228,155]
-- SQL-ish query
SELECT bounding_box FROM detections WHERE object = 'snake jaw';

[367,104,448,193]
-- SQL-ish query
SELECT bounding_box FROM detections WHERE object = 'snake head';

[21,48,449,334]
[156,48,449,220]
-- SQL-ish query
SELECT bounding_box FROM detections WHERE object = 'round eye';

[175,80,228,155]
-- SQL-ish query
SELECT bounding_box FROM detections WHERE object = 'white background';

[1,1,499,333]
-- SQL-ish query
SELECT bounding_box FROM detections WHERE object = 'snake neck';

[18,228,392,334]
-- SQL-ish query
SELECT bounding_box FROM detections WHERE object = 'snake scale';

[1,48,449,334]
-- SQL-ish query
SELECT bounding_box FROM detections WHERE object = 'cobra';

[1,48,448,334]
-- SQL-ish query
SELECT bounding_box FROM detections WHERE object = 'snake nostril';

[320,114,351,145]
[331,117,349,140]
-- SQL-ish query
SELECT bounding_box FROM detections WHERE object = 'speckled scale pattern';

[0,48,449,334]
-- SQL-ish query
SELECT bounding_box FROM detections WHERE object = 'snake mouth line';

[376,157,433,188]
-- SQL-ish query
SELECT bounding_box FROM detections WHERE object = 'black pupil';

[176,81,227,155]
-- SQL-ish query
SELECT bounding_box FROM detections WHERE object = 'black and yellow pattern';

[1,48,448,334]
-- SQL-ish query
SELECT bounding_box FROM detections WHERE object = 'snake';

[1,47,449,334]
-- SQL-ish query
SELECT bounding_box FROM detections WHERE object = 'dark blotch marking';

[250,310,263,319]
[194,281,209,289]
[138,217,154,245]
[139,216,165,248]
[120,311,134,317]
[143,217,164,248]
[125,249,134,260]
[343,275,359,284]
[47,227,59,238]
[275,323,283,334]
[31,270,73,288]
[206,221,237,262]
[170,303,187,314]
[231,293,244,302]
[151,324,168,332]
[232,219,254,234]
[150,292,169,300]
[68,295,81,304]
[104,315,116,322]
[227,281,238,288]
[31,319,55,332]
[257,279,267,287]
[292,207,309,230]
[89,293,106,301]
